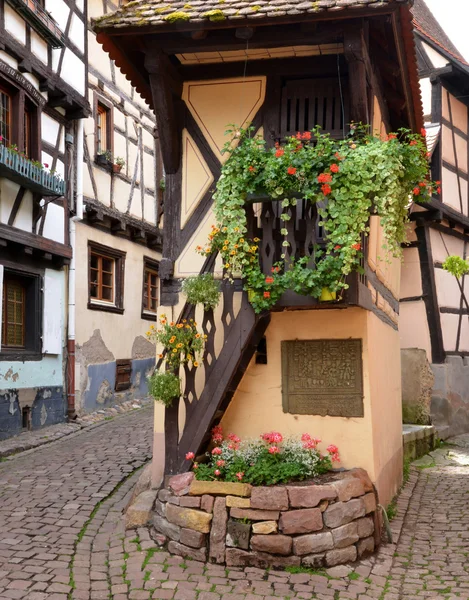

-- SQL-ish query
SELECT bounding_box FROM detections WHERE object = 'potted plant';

[147,371,181,408]
[113,156,125,173]
[182,273,221,311]
[96,149,112,167]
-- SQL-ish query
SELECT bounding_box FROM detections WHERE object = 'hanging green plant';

[147,371,180,407]
[442,255,469,278]
[197,124,437,313]
[182,273,221,311]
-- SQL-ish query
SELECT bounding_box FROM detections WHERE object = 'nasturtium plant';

[147,371,180,408]
[198,124,437,313]
[443,255,469,279]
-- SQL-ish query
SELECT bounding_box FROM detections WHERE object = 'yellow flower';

[234,227,239,232]
[196,334,200,339]
[183,319,187,323]
[193,361,199,368]
[177,343,183,348]
[150,325,155,330]
[177,324,183,329]
[225,263,230,269]
[203,334,208,339]
[254,237,260,242]
[234,244,239,249]
[158,353,163,359]
[186,325,191,329]
[231,250,236,255]
[169,336,176,343]
[172,349,177,353]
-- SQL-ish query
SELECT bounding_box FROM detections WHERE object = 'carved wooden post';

[344,28,369,126]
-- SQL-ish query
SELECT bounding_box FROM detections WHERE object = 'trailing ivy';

[198,124,436,313]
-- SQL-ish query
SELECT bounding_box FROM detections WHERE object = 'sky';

[425,0,469,61]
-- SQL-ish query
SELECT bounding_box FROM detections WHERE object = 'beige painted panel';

[440,312,459,352]
[455,133,468,174]
[93,169,111,207]
[441,125,455,167]
[400,247,422,299]
[74,222,161,357]
[404,222,418,243]
[220,308,376,476]
[87,32,112,81]
[367,311,403,506]
[368,216,401,299]
[444,90,469,134]
[113,178,130,214]
[144,193,156,225]
[435,266,462,309]
[460,318,469,353]
[399,301,432,359]
[181,129,214,228]
[442,167,463,212]
[143,152,156,191]
[183,76,266,164]
[429,227,464,262]
[372,96,386,139]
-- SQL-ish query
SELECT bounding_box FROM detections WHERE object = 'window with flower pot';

[94,94,113,164]
[88,242,126,314]
[0,78,40,159]
[0,86,12,147]
[0,268,42,360]
[142,258,159,320]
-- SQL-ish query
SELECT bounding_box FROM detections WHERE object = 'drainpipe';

[67,118,84,420]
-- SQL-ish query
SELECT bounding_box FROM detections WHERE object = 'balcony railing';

[7,0,64,48]
[0,145,65,197]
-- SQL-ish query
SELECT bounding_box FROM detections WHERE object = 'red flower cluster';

[334,245,341,250]
[248,166,256,172]
[211,425,223,444]
[275,148,284,158]
[321,184,332,196]
[317,173,333,184]
[261,431,283,444]
[296,131,311,140]
[236,472,244,480]
[327,444,340,463]
[271,266,280,273]
[330,164,340,173]
[185,452,195,460]
[387,133,397,141]
[409,140,418,146]
[352,242,361,251]
[268,446,280,454]
[212,447,222,456]
[263,291,271,298]
[287,166,297,175]
[265,276,274,284]
[301,433,321,450]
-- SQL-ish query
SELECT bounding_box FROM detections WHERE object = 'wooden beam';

[145,49,183,174]
[0,223,72,259]
[344,26,369,124]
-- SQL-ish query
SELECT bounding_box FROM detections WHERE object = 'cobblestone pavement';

[1,420,469,600]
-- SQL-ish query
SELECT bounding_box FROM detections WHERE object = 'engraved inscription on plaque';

[281,339,364,417]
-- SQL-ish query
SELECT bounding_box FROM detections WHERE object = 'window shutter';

[43,271,62,355]
[0,265,3,353]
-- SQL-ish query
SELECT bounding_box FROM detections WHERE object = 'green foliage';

[147,315,205,369]
[147,371,180,407]
[115,156,125,167]
[97,149,113,161]
[182,273,221,311]
[442,255,469,278]
[164,11,190,22]
[198,124,435,313]
[203,9,226,21]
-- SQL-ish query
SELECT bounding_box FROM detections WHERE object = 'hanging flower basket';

[197,124,438,313]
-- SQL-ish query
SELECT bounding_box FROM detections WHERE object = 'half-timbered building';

[94,0,423,505]
[72,0,162,416]
[0,0,88,438]
[400,0,469,437]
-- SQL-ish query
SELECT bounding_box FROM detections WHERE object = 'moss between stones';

[202,9,226,22]
[164,11,190,23]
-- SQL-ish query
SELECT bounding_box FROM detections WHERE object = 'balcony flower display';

[198,124,437,313]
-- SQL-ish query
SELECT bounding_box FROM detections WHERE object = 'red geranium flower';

[330,164,339,173]
[236,472,244,481]
[214,469,221,476]
[352,243,361,251]
[302,131,311,140]
[321,184,332,196]
[387,134,397,140]
[264,291,271,298]
[296,132,302,140]
[43,163,49,168]
[248,166,255,172]
[421,128,427,137]
[334,152,344,161]
[419,182,426,187]
[413,187,420,196]
[265,276,274,284]
[334,245,341,250]
[317,173,332,184]
[212,447,223,455]
[437,187,441,194]
[275,148,284,158]
[268,446,280,454]
[185,452,195,460]
[410,140,418,146]
[287,166,297,175]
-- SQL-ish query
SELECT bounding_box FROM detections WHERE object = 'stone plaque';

[281,339,364,417]
[226,521,251,550]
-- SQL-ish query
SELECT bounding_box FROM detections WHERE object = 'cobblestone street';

[2,410,469,600]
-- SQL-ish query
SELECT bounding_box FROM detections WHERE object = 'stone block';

[325,545,357,567]
[323,499,365,528]
[279,508,323,535]
[338,468,374,493]
[357,536,375,558]
[363,492,376,514]
[125,491,157,529]
[226,520,251,549]
[180,528,205,549]
[332,478,365,502]
[152,514,181,541]
[179,497,201,508]
[158,489,173,502]
[230,508,280,521]
[225,548,300,569]
[201,495,214,513]
[154,499,166,518]
[292,532,333,556]
[251,534,292,556]
[252,521,278,535]
[251,487,289,511]
[226,496,251,508]
[287,485,337,508]
[301,553,325,568]
[167,541,207,562]
[165,503,213,533]
[169,473,195,496]
[209,497,228,564]
[357,516,374,538]
[189,481,251,497]
[331,522,359,549]
[401,348,434,425]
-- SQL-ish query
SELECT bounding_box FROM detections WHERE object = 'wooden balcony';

[6,0,64,48]
[0,146,65,197]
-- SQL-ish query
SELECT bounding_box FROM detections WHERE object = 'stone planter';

[150,469,380,568]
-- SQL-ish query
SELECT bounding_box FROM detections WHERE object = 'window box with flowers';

[0,140,64,196]
[198,125,437,314]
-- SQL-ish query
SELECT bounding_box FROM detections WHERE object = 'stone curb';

[0,403,153,460]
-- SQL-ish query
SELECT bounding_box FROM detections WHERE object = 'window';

[0,268,42,360]
[142,259,159,320]
[24,105,31,158]
[88,242,126,314]
[0,86,11,146]
[115,359,132,391]
[94,95,113,158]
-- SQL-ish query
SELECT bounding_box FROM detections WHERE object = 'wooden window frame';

[94,93,113,159]
[115,358,132,391]
[0,78,40,159]
[0,268,42,362]
[141,257,159,321]
[88,241,126,315]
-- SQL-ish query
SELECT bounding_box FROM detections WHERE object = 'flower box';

[0,145,65,196]
[7,0,64,48]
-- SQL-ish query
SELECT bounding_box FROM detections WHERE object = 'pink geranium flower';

[211,447,222,456]
[185,452,195,460]
[268,446,280,454]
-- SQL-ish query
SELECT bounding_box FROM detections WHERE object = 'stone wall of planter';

[151,469,381,569]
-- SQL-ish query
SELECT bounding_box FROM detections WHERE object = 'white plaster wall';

[41,114,61,148]
[13,192,33,232]
[419,77,432,118]
[422,42,449,69]
[60,50,85,95]
[88,33,113,81]
[31,31,48,65]
[5,5,26,45]
[42,204,65,244]
[45,0,69,32]
[70,14,85,54]
[0,51,18,69]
